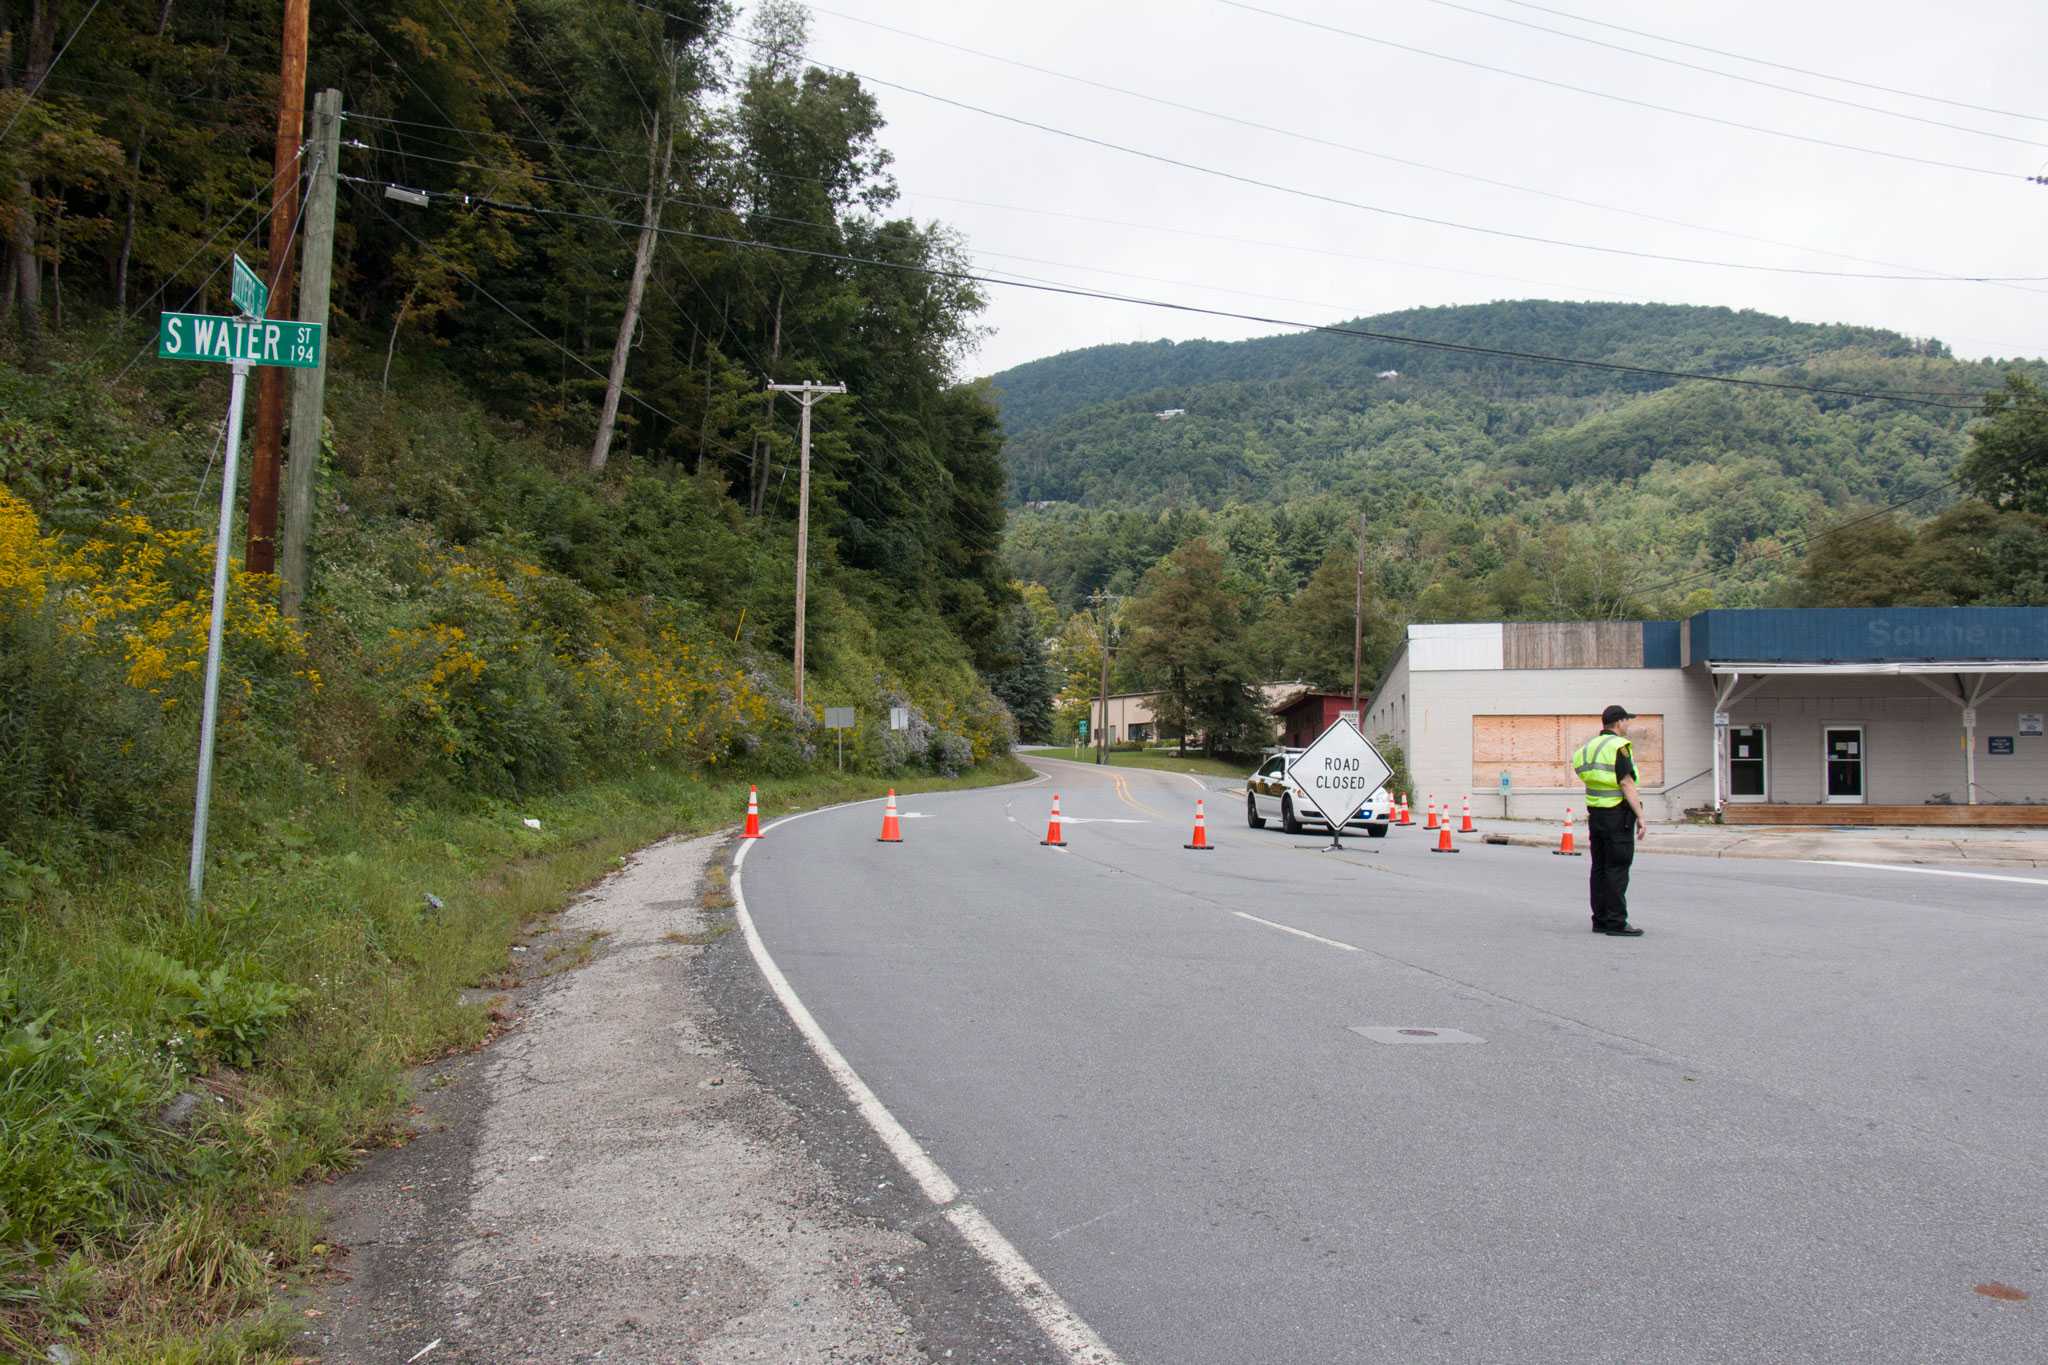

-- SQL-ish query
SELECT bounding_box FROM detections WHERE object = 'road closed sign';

[1286,717,1393,830]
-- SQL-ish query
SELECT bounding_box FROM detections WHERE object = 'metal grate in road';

[1349,1025,1486,1045]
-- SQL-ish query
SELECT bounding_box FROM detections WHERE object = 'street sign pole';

[189,358,254,908]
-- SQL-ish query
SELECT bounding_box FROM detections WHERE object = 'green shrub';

[0,1001,181,1250]
[120,950,305,1073]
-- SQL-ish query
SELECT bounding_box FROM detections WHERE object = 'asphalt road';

[738,758,2048,1364]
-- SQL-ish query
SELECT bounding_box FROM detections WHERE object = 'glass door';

[1728,725,1768,800]
[1824,726,1865,804]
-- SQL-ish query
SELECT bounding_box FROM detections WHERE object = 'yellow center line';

[1112,772,1164,818]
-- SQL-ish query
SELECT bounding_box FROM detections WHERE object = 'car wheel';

[1366,822,1390,839]
[1246,792,1266,829]
[1281,795,1303,834]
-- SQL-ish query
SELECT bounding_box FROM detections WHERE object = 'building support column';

[1910,671,2016,807]
[1711,671,1739,813]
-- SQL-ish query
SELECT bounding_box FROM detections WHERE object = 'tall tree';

[589,48,680,472]
[1271,545,1401,692]
[1124,540,1265,756]
[1961,374,2048,515]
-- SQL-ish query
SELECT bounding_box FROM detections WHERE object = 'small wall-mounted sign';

[2020,713,2044,737]
[1988,735,2016,755]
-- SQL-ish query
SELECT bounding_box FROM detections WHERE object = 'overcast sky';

[782,0,2047,378]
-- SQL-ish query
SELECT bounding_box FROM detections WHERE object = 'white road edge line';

[1804,859,2048,887]
[1233,911,1362,952]
[732,801,1123,1365]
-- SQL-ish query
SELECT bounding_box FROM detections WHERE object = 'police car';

[1245,749,1391,836]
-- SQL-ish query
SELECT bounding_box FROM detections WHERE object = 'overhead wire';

[505,11,1006,546]
[342,174,2004,409]
[1212,0,2023,180]
[341,7,1006,547]
[0,0,107,143]
[94,146,307,361]
[1489,0,2048,126]
[1417,0,2048,150]
[658,11,2048,282]
[105,144,312,387]
[344,66,2046,302]
[802,4,2043,294]
[354,114,2048,338]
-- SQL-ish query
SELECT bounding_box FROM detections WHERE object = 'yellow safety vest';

[1572,732,1633,808]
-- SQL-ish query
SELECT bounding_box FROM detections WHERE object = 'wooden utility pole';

[246,0,309,575]
[1093,591,1114,765]
[1352,511,1367,714]
[279,88,341,618]
[767,380,846,714]
[590,55,679,473]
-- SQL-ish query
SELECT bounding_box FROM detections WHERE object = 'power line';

[804,3,2042,291]
[347,176,2002,409]
[347,110,2046,318]
[681,28,2045,281]
[1212,0,2023,180]
[1489,0,2048,126]
[105,145,311,387]
[1419,0,2048,150]
[471,8,1007,544]
[359,145,2002,397]
[0,0,107,143]
[347,94,2047,302]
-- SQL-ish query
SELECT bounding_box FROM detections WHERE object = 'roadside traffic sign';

[230,253,269,318]
[1285,717,1393,834]
[158,312,322,368]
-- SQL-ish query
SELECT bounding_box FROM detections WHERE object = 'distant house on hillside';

[1377,370,1400,380]
[1089,682,1300,747]
[1154,408,1186,420]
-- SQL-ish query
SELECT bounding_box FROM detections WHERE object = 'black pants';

[1587,804,1635,930]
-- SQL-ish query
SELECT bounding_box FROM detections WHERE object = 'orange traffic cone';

[1431,818,1459,854]
[877,789,903,843]
[1424,797,1439,830]
[1184,799,1214,851]
[1459,795,1475,834]
[742,785,762,840]
[1554,806,1582,856]
[1397,793,1411,826]
[1041,793,1068,847]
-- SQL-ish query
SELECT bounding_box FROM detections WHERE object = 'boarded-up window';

[1472,715,1665,790]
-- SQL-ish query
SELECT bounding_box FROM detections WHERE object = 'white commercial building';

[1364,610,2048,826]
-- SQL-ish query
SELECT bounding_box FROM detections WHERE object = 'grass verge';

[1018,747,1249,780]
[1,757,1028,1361]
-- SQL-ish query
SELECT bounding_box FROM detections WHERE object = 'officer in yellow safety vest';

[1572,705,1649,937]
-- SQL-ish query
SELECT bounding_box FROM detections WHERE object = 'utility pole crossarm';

[766,380,849,716]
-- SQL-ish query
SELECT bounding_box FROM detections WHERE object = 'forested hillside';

[996,302,2048,745]
[0,2,1034,1355]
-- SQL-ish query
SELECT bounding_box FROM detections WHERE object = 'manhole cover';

[1350,1026,1486,1046]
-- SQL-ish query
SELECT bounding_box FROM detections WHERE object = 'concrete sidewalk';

[1479,817,2048,868]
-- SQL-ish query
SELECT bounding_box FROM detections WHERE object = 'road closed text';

[1308,757,1377,791]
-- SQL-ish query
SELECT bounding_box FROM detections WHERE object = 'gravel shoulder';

[296,830,1058,1363]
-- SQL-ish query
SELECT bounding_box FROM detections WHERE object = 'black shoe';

[1596,926,1645,937]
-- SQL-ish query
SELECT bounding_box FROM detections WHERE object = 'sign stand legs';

[188,359,252,910]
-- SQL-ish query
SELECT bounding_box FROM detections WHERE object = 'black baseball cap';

[1602,705,1633,726]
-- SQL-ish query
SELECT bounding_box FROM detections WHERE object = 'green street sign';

[230,253,268,318]
[158,312,322,369]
